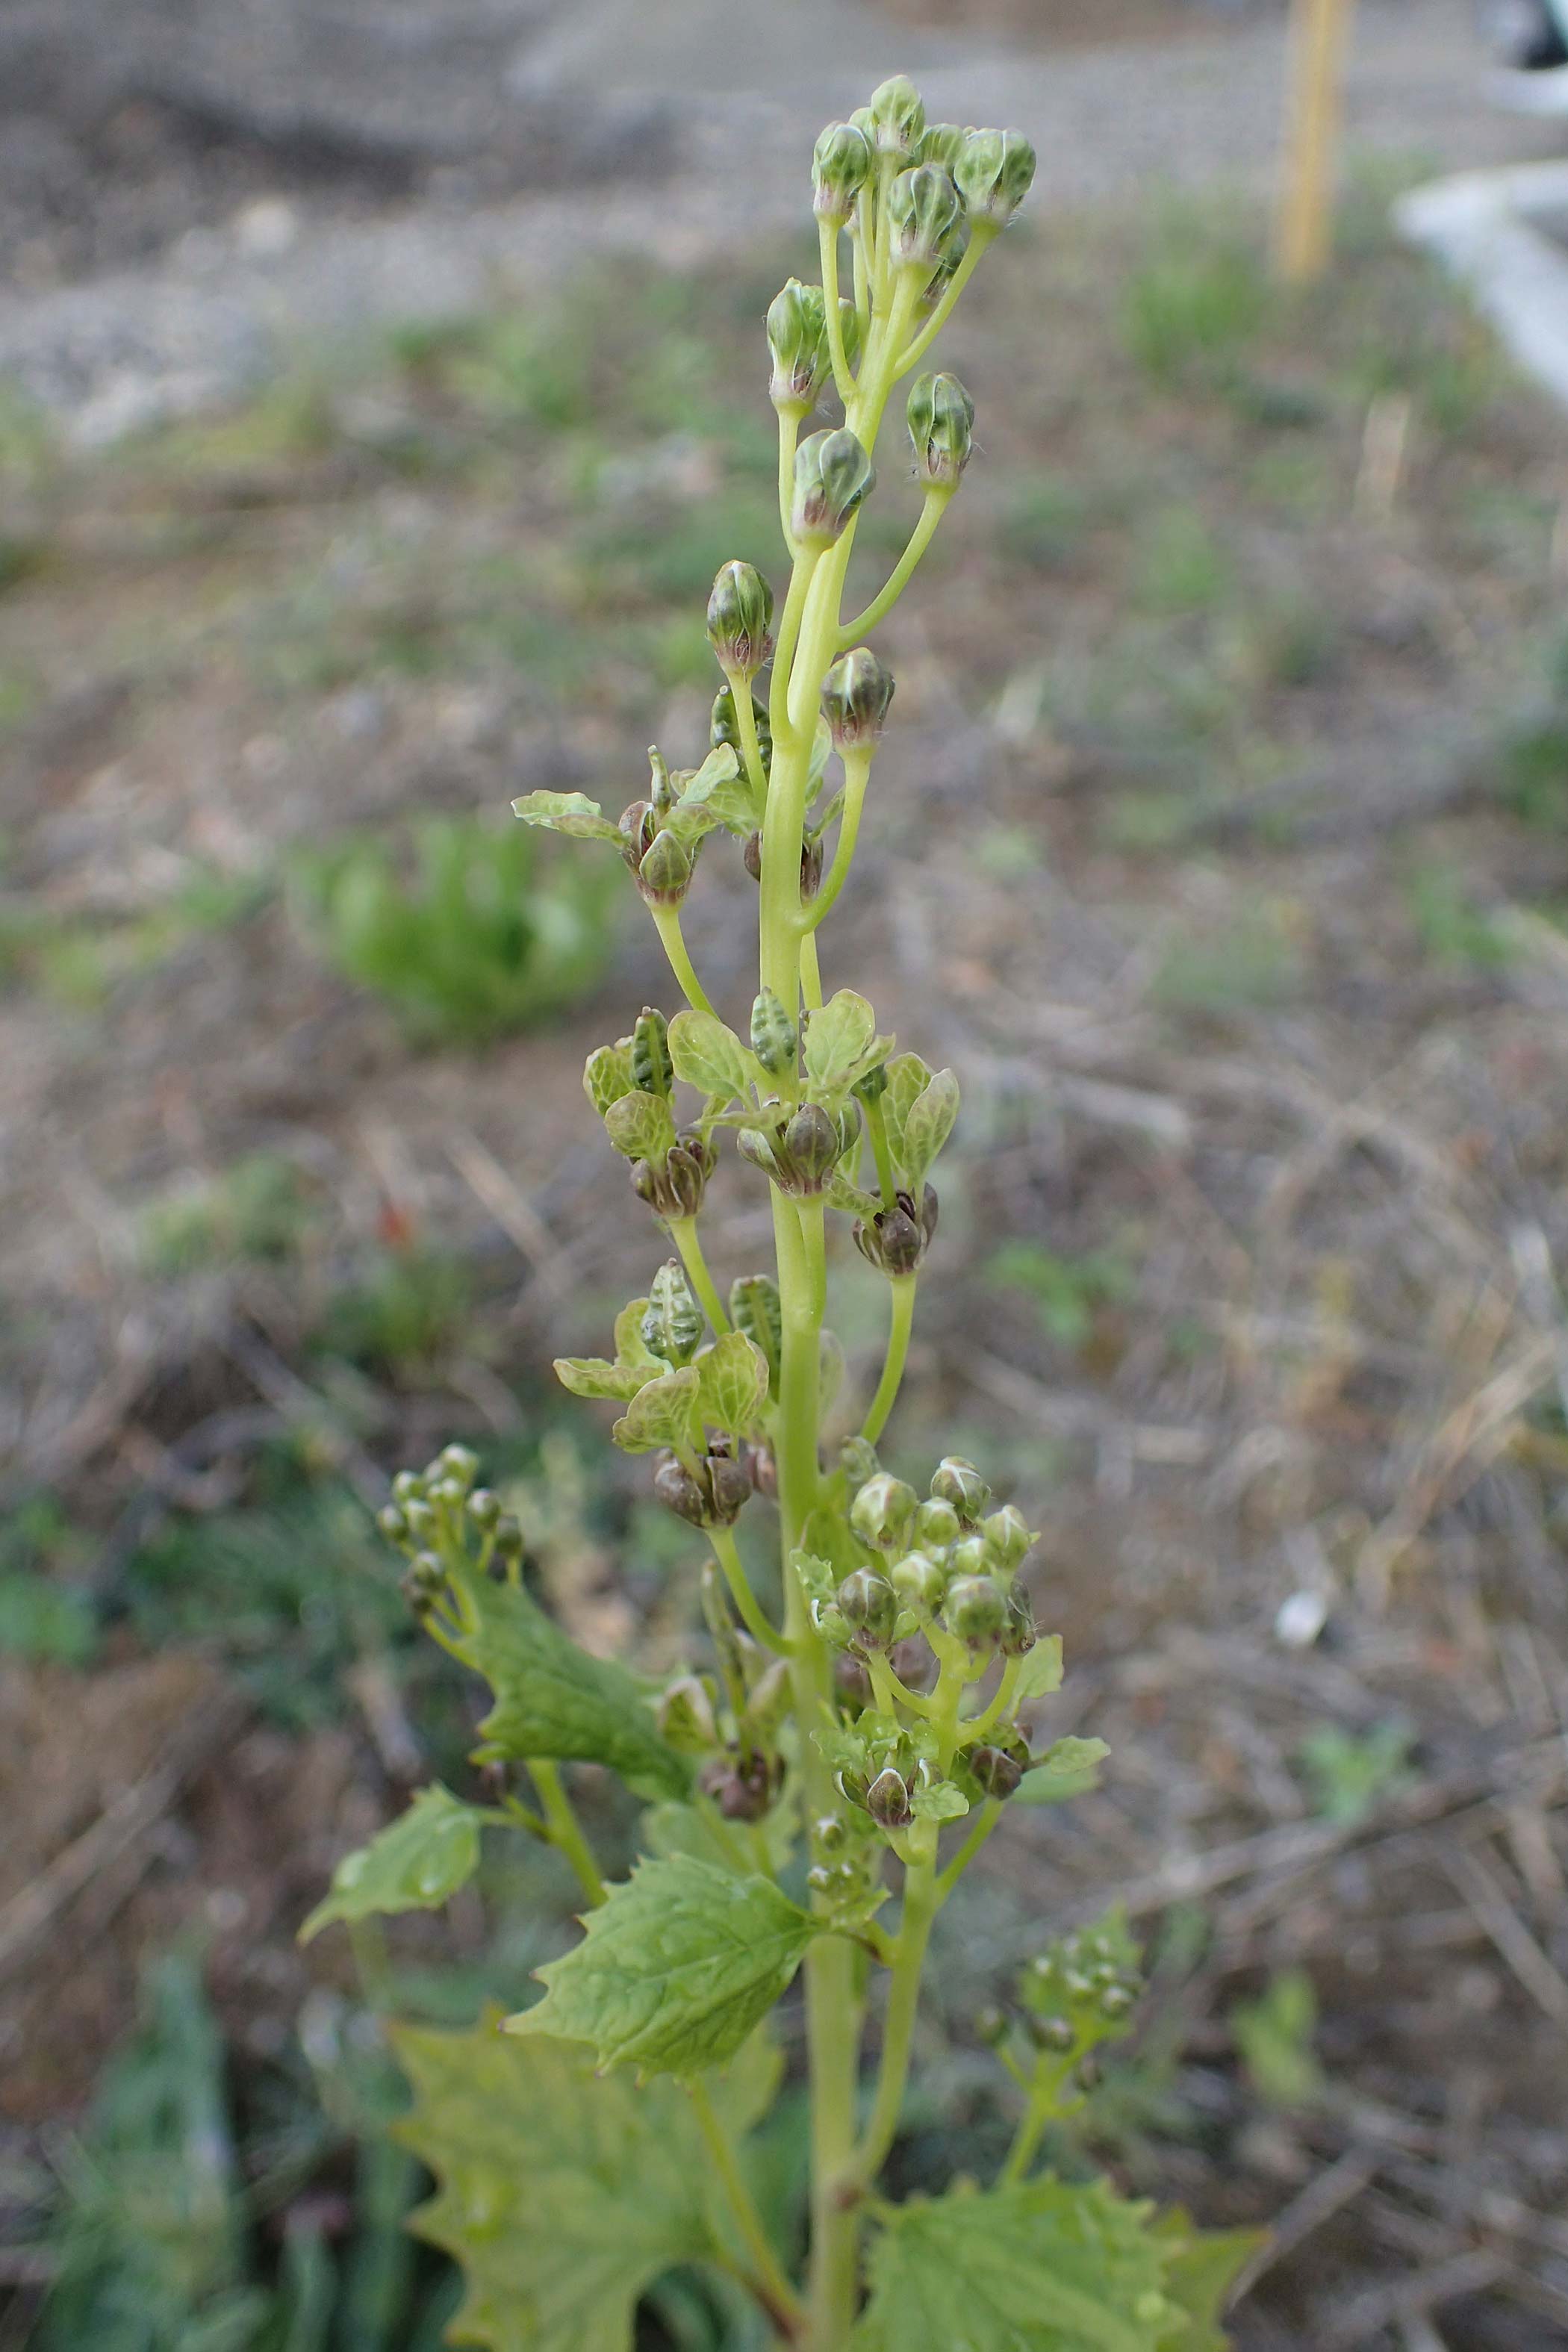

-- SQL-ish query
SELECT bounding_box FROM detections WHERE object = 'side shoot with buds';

[311,73,1259,2352]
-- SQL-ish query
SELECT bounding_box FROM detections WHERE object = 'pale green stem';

[801,1199,827,1325]
[851,211,872,329]
[527,1759,605,1907]
[777,406,803,559]
[868,1651,935,1720]
[962,1655,1021,1743]
[708,1524,794,1658]
[800,750,871,936]
[650,903,716,1017]
[850,1851,939,2186]
[818,220,858,405]
[767,549,818,764]
[895,225,996,376]
[999,2088,1054,2190]
[862,1091,897,1210]
[731,667,771,806]
[669,1216,729,1337]
[862,1276,916,1446]
[688,2076,806,2338]
[799,929,824,1012]
[838,491,949,646]
[872,149,898,311]
[936,1798,1003,1903]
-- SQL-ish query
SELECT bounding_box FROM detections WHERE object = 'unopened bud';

[653,1452,709,1527]
[967,1743,1024,1799]
[813,1812,848,1852]
[633,1007,673,1098]
[916,1496,960,1551]
[890,1549,948,1611]
[438,1443,479,1488]
[633,827,693,908]
[706,561,774,678]
[744,1440,777,1497]
[853,1200,923,1279]
[950,1534,988,1583]
[391,1469,425,1505]
[954,127,1036,227]
[750,987,798,1076]
[1001,1583,1037,1657]
[867,73,924,158]
[730,1273,783,1389]
[866,1765,914,1829]
[792,428,876,547]
[779,1101,841,1196]
[850,1472,919,1553]
[813,119,873,225]
[1028,2013,1077,2054]
[642,1260,704,1366]
[919,122,965,170]
[768,279,830,411]
[467,1487,502,1531]
[822,645,895,750]
[712,685,771,777]
[493,1516,525,1562]
[662,1140,709,1219]
[932,1455,991,1525]
[945,1574,1006,1650]
[376,1504,409,1546]
[983,1505,1033,1575]
[658,1675,719,1752]
[402,1499,438,1544]
[906,370,974,492]
[887,165,962,270]
[976,2002,1011,2046]
[705,1450,751,1527]
[839,1435,881,1489]
[837,1567,897,1651]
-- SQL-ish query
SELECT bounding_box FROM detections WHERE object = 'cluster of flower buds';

[953,126,1037,229]
[887,162,962,271]
[738,1099,858,1198]
[792,427,877,547]
[652,1440,752,1530]
[837,1458,1038,1670]
[977,1914,1143,2097]
[803,1807,881,1920]
[812,120,872,225]
[821,646,895,752]
[658,1612,788,1823]
[585,1011,721,1224]
[617,747,702,907]
[853,1183,939,1278]
[375,1444,522,1616]
[706,560,774,679]
[907,371,975,494]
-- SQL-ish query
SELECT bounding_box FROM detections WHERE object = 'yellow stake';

[1275,0,1355,284]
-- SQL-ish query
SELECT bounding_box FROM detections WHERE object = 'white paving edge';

[1396,158,1568,409]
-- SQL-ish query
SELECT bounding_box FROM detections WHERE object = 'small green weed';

[140,1154,321,1277]
[1405,863,1511,970]
[313,1247,479,1384]
[1121,220,1269,386]
[0,1495,99,1666]
[1133,505,1231,616]
[292,815,615,1045]
[1296,1719,1414,1825]
[1153,908,1304,1015]
[1230,1969,1327,2109]
[983,1238,1138,1349]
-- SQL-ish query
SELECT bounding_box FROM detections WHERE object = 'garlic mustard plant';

[308,75,1259,2352]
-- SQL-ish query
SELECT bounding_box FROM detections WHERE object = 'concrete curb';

[1396,158,1568,409]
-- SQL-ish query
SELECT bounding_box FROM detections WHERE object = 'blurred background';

[4,1,1568,2346]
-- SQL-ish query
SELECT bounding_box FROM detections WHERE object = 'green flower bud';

[887,165,962,269]
[1001,1583,1037,1658]
[850,1472,919,1553]
[792,428,876,547]
[662,1136,711,1220]
[633,1007,673,1098]
[975,2002,1011,2046]
[729,1272,783,1391]
[653,1452,708,1527]
[813,1812,848,1852]
[822,644,895,750]
[931,1455,991,1525]
[768,278,830,411]
[919,122,965,171]
[711,684,771,779]
[853,1183,936,1281]
[866,1764,915,1829]
[402,1499,438,1544]
[633,825,693,908]
[916,235,967,318]
[838,1567,897,1651]
[427,1476,466,1513]
[813,119,873,225]
[658,1674,719,1752]
[780,1101,841,1196]
[750,986,798,1076]
[438,1443,479,1488]
[840,1434,882,1489]
[916,1496,961,1551]
[953,127,1036,228]
[949,1534,988,1583]
[391,1469,425,1505]
[982,1504,1032,1574]
[402,1550,447,1614]
[376,1504,409,1546]
[906,370,974,492]
[1027,2012,1077,2054]
[706,561,774,678]
[867,74,924,158]
[945,1574,1006,1649]
[853,1060,889,1106]
[467,1487,502,1530]
[890,1549,948,1611]
[493,1515,525,1561]
[642,1259,704,1366]
[967,1743,1024,1799]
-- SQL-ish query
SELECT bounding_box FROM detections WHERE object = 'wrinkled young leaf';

[454,1572,689,1800]
[1150,2213,1266,2352]
[694,1329,770,1437]
[299,1784,483,1942]
[910,1780,969,1824]
[803,990,878,1095]
[668,1010,753,1104]
[880,1051,933,1161]
[584,1042,636,1116]
[1013,1633,1065,1704]
[612,1364,703,1456]
[614,1295,668,1373]
[512,790,626,844]
[1017,1736,1111,1805]
[851,2175,1186,2352]
[679,767,762,839]
[900,1068,960,1187]
[603,1088,678,1163]
[508,1854,817,2078]
[393,2012,780,2352]
[553,1356,656,1403]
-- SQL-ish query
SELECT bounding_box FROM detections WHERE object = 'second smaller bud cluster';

[826,1456,1036,1670]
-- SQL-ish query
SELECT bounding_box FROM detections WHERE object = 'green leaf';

[910,1780,969,1823]
[803,989,878,1094]
[512,790,625,844]
[900,1068,960,1187]
[1017,1736,1110,1805]
[668,1010,753,1103]
[1014,1634,1065,1703]
[603,1088,678,1162]
[584,1042,636,1115]
[851,2176,1183,2352]
[553,1356,654,1403]
[614,1295,669,1373]
[1150,2213,1265,2352]
[393,2011,778,2352]
[508,1854,817,2079]
[299,1784,483,1942]
[880,1051,933,1163]
[453,1572,690,1800]
[694,1328,770,1436]
[612,1365,703,1456]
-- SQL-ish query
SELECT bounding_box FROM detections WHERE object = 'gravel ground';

[0,0,1561,441]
